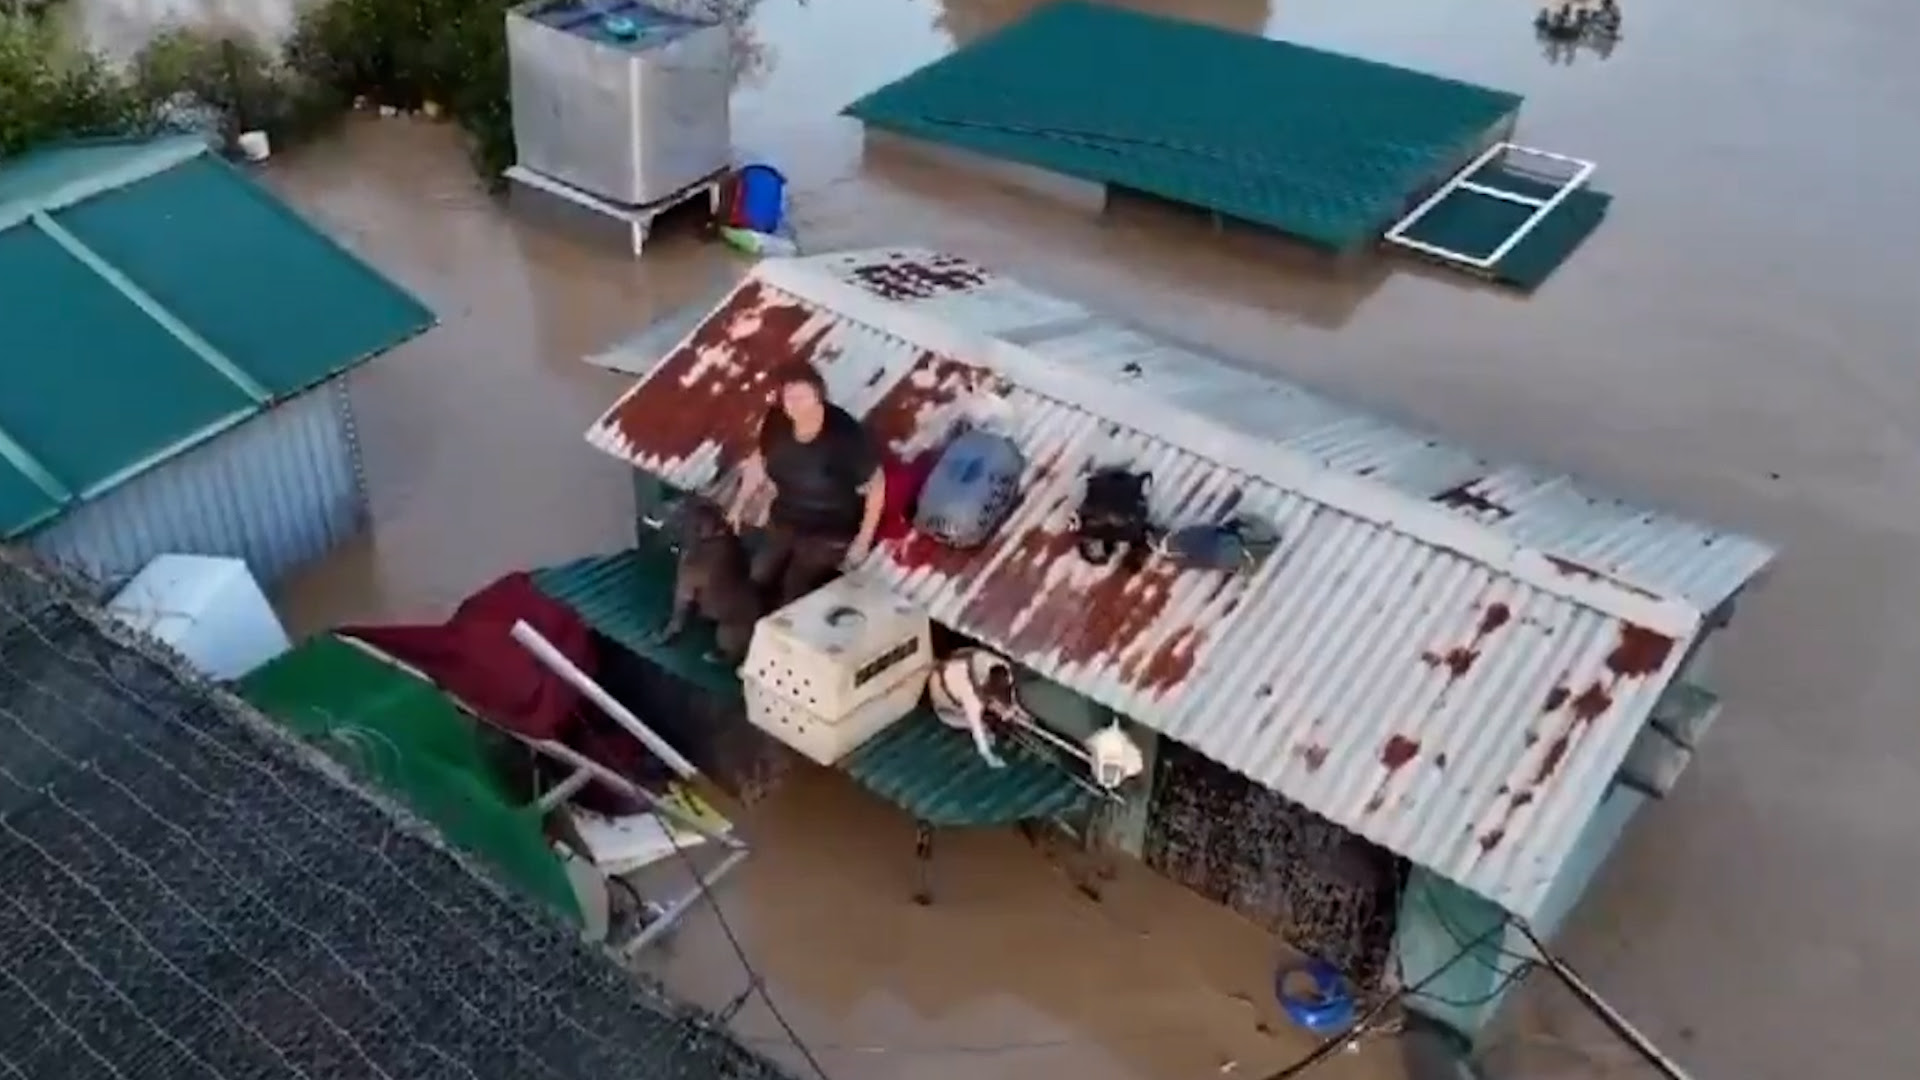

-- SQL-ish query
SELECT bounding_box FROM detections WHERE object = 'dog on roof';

[654,496,763,664]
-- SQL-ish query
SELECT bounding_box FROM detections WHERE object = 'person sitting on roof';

[728,360,886,606]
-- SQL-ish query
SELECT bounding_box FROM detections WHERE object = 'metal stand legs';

[913,820,935,905]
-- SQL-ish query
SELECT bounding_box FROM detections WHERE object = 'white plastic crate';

[742,672,928,766]
[741,577,932,764]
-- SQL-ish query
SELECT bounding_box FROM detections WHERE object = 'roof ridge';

[753,252,1702,638]
[0,136,207,234]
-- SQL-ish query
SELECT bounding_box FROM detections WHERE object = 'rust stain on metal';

[1478,829,1505,853]
[1420,599,1515,681]
[1478,602,1512,635]
[1533,736,1573,785]
[1422,647,1477,678]
[1607,624,1676,677]
[1297,743,1329,772]
[959,504,1199,689]
[1543,685,1570,712]
[1570,682,1613,722]
[1530,623,1671,789]
[1433,752,1449,769]
[865,352,997,454]
[1130,623,1216,694]
[1380,734,1421,770]
[848,253,989,302]
[607,281,825,464]
[1432,480,1512,519]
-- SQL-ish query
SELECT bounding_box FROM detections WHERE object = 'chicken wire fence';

[0,550,793,1080]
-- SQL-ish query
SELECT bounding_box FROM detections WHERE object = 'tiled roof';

[581,248,1775,918]
[0,137,434,537]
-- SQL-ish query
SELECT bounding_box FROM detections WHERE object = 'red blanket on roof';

[339,572,654,813]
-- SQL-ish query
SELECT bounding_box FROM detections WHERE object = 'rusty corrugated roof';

[583,249,1776,919]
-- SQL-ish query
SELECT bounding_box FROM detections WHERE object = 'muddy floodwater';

[60,0,1920,1074]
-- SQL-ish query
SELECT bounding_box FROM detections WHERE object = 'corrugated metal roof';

[582,248,1777,919]
[0,136,435,539]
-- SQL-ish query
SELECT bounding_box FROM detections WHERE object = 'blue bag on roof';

[913,428,1026,549]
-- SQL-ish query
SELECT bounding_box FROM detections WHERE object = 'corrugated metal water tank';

[507,0,732,206]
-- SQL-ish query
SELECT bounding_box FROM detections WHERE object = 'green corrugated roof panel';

[0,223,254,494]
[0,136,435,537]
[844,0,1523,250]
[533,545,746,698]
[841,711,1095,828]
[240,634,581,920]
[54,154,435,398]
[534,546,1096,830]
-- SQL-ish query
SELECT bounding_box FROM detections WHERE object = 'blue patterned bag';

[913,429,1027,549]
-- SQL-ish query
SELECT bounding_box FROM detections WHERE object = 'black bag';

[1072,467,1155,571]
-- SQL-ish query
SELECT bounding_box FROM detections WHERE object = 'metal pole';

[509,619,698,779]
[1514,921,1697,1080]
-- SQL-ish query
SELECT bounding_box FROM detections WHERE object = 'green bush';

[0,14,144,158]
[130,27,342,146]
[2,0,518,184]
[284,0,517,183]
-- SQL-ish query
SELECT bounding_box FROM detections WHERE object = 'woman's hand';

[728,454,768,529]
[845,534,874,567]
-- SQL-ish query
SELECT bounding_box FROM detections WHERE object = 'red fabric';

[341,573,657,816]
[342,573,591,743]
[876,451,937,543]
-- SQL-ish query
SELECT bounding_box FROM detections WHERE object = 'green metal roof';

[533,545,1097,830]
[844,1,1524,250]
[0,137,435,538]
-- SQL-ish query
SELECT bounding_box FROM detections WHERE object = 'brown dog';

[655,498,762,663]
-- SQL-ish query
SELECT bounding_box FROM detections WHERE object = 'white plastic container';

[741,577,932,764]
[236,130,271,162]
[107,554,291,681]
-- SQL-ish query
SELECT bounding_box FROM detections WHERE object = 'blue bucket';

[1276,959,1357,1035]
[735,164,787,234]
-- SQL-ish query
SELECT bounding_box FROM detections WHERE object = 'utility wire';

[645,799,835,1080]
[1509,920,1695,1080]
[1258,919,1509,1080]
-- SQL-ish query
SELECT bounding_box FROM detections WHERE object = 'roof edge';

[750,254,1704,638]
[0,136,208,234]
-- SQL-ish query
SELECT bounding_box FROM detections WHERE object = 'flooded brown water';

[65,0,1920,1074]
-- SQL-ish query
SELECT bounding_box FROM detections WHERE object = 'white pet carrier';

[741,577,933,764]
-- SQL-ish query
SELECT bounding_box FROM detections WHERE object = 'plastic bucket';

[735,164,787,233]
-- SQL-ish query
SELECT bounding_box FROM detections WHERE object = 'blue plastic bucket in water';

[735,164,787,234]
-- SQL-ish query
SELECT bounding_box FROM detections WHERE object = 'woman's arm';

[851,467,886,559]
[728,452,769,528]
[728,410,779,527]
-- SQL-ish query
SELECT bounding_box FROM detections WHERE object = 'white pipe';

[510,620,698,779]
[618,847,750,956]
[535,767,598,811]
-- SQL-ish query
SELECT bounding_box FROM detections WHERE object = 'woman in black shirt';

[729,361,885,605]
